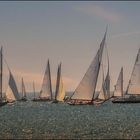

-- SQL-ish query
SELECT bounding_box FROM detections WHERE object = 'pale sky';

[0,1,140,92]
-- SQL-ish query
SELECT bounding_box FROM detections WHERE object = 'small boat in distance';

[19,77,27,101]
[53,63,65,103]
[32,59,53,102]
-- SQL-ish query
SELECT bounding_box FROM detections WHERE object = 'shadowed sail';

[113,67,123,97]
[55,63,65,102]
[6,71,20,102]
[70,29,107,102]
[39,60,52,99]
[126,48,140,95]
[20,77,27,101]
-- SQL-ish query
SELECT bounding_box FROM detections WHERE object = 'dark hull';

[19,98,27,102]
[112,99,140,103]
[0,101,8,107]
[32,98,52,102]
[67,101,94,105]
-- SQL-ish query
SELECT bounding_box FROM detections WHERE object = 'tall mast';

[48,59,53,100]
[33,81,35,99]
[0,46,3,100]
[121,67,123,97]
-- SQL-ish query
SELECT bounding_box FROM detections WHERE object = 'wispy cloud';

[111,31,140,39]
[75,5,122,23]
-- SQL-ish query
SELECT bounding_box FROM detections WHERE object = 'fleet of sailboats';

[1,28,140,107]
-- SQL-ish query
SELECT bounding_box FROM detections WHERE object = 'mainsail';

[126,48,140,95]
[55,63,65,101]
[113,67,123,97]
[39,59,52,99]
[21,77,26,98]
[70,29,107,101]
[6,71,20,102]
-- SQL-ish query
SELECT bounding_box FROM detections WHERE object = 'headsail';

[55,63,65,101]
[21,77,26,98]
[97,65,107,100]
[6,71,20,102]
[113,67,123,97]
[126,48,140,95]
[70,29,107,101]
[103,46,110,98]
[39,59,53,99]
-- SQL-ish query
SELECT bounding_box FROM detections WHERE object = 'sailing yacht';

[0,46,8,107]
[20,77,27,101]
[32,59,53,101]
[113,48,140,103]
[53,63,65,103]
[67,28,107,105]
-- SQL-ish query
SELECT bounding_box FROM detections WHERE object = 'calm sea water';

[0,93,140,139]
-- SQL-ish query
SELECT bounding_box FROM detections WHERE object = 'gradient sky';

[0,1,140,92]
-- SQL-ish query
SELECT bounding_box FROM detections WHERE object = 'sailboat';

[67,28,107,105]
[113,48,140,103]
[53,63,65,103]
[32,59,53,101]
[0,46,8,107]
[5,70,20,103]
[111,67,123,103]
[20,77,27,101]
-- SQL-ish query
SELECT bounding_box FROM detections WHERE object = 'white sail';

[113,67,123,97]
[126,48,140,95]
[40,59,52,99]
[103,47,110,98]
[71,29,107,101]
[21,78,26,98]
[98,65,106,100]
[6,71,20,102]
[55,63,65,101]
